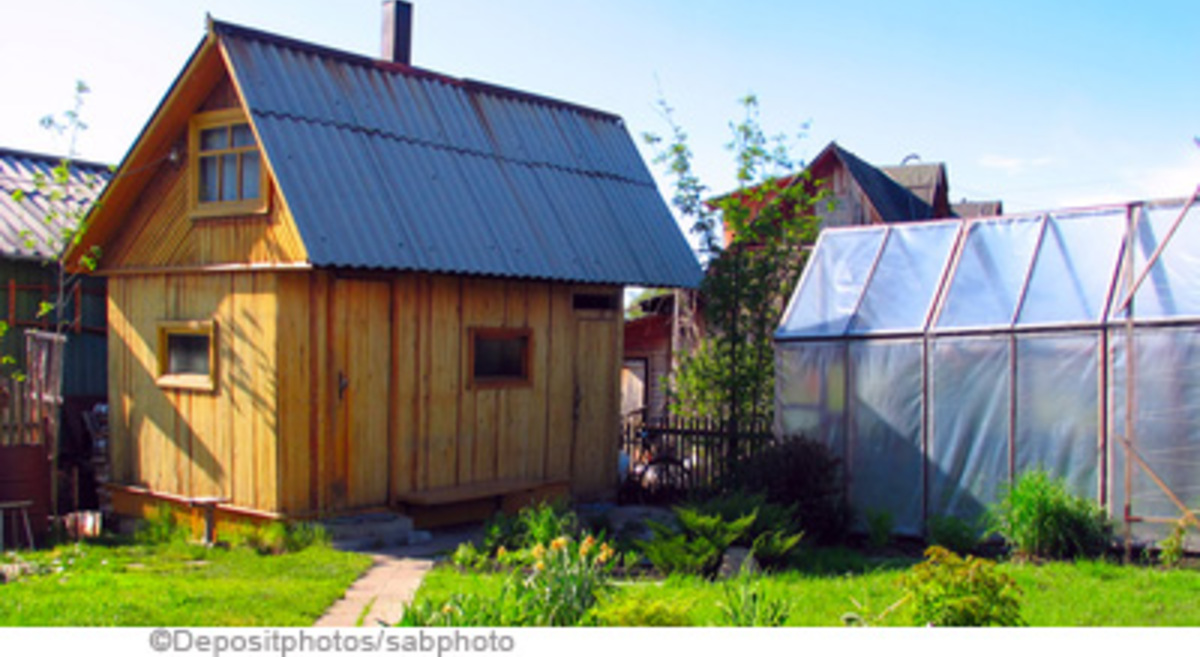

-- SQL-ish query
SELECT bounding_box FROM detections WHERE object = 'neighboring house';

[621,141,1001,420]
[0,147,109,397]
[0,147,109,538]
[70,11,700,525]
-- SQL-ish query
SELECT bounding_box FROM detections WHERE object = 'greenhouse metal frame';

[775,191,1200,546]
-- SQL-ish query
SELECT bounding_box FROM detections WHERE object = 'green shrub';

[519,501,580,547]
[988,470,1112,560]
[481,512,523,555]
[639,507,755,577]
[866,509,893,550]
[717,574,791,627]
[903,546,1024,627]
[481,501,580,557]
[750,530,804,571]
[691,492,803,570]
[1159,520,1188,569]
[591,593,694,627]
[135,505,187,545]
[927,515,981,554]
[449,542,491,571]
[721,435,851,543]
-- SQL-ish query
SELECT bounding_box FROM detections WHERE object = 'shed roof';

[80,19,700,288]
[0,147,110,261]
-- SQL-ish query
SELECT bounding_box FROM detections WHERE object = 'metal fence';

[620,416,774,502]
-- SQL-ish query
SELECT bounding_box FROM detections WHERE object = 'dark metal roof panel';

[0,148,110,260]
[218,21,699,287]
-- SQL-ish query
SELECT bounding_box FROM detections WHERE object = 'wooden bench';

[396,479,569,528]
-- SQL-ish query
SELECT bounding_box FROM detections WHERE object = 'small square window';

[157,321,217,391]
[469,328,531,388]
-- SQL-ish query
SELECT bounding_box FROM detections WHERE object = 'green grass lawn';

[0,539,371,626]
[410,548,1200,626]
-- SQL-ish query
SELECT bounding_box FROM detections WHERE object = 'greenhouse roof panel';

[1115,200,1200,321]
[935,216,1043,330]
[777,226,885,338]
[777,195,1199,341]
[849,221,961,334]
[1017,210,1126,326]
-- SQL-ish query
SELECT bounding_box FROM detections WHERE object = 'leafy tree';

[6,80,104,532]
[644,95,826,434]
[10,81,104,337]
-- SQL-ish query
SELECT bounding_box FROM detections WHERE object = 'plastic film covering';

[778,228,884,338]
[936,216,1043,330]
[847,340,924,535]
[775,342,846,457]
[1017,211,1125,326]
[1014,334,1100,499]
[849,222,960,335]
[929,337,1010,520]
[1110,326,1200,543]
[1115,201,1200,321]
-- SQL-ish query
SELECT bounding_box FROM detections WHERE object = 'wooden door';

[571,317,619,497]
[329,278,391,509]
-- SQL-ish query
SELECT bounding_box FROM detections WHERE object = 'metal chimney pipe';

[381,1,413,65]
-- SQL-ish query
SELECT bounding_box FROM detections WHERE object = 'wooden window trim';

[189,108,269,219]
[468,327,533,390]
[156,320,218,392]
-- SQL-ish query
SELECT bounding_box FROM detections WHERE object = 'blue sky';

[1,0,1196,216]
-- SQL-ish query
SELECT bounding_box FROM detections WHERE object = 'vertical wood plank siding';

[108,272,279,510]
[271,273,622,513]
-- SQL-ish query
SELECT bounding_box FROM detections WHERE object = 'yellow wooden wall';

[100,72,307,271]
[276,272,623,514]
[107,271,280,510]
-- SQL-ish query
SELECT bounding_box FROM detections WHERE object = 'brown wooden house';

[71,15,700,525]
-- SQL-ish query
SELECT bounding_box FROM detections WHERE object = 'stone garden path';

[315,525,481,628]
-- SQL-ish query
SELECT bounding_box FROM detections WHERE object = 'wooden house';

[0,148,109,538]
[0,147,109,399]
[71,14,700,525]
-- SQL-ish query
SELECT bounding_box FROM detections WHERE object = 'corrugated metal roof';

[0,148,110,260]
[215,21,700,288]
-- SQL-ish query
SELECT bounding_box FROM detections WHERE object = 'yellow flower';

[534,560,545,572]
[531,544,546,559]
[550,536,569,552]
[579,535,596,557]
[442,605,454,615]
[496,546,508,558]
[597,543,615,564]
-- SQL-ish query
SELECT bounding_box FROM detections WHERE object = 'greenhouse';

[775,194,1200,543]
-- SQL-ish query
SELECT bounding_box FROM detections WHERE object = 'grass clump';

[988,470,1111,560]
[718,574,791,626]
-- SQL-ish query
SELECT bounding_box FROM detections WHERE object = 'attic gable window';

[189,109,267,217]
